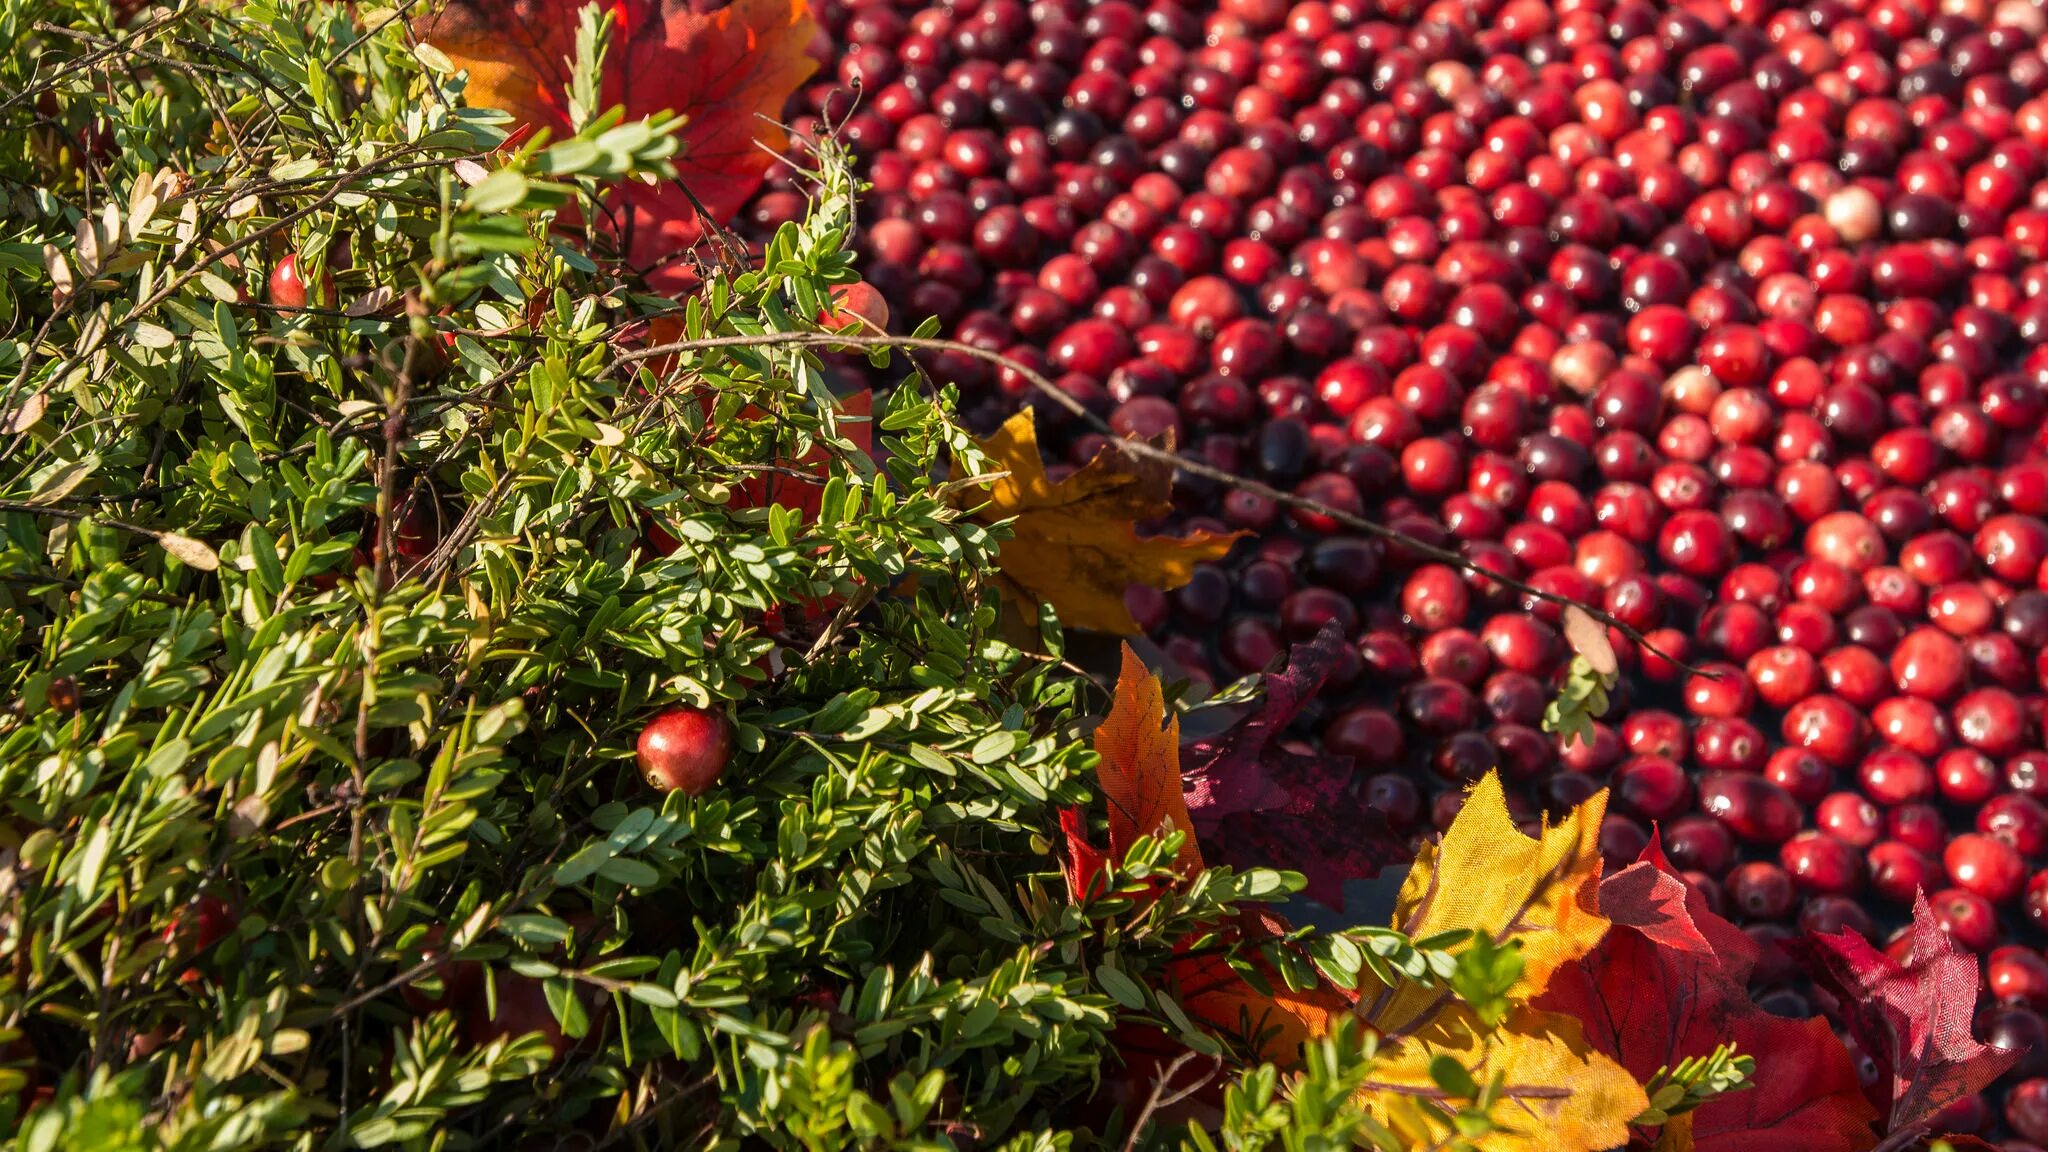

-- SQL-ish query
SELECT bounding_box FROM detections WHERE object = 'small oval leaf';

[159,532,221,571]
[1562,604,1618,677]
[4,393,46,433]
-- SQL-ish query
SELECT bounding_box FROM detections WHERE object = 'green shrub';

[0,3,1546,1149]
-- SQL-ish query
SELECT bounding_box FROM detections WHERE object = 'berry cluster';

[751,0,2048,1139]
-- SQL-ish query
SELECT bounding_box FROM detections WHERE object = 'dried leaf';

[1537,840,1878,1152]
[1364,1003,1647,1152]
[1370,773,1607,1035]
[43,244,73,308]
[4,393,46,434]
[158,532,220,571]
[1563,604,1617,677]
[1182,622,1409,911]
[1795,893,2019,1142]
[1094,645,1201,874]
[962,410,1241,635]
[421,0,819,291]
[346,286,396,317]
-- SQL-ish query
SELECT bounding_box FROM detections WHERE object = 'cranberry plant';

[0,2,1532,1148]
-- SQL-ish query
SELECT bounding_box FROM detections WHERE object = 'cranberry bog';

[744,0,2048,1142]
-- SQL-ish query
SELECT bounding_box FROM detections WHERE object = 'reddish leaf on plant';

[1058,807,1107,904]
[1536,838,1879,1152]
[1181,622,1410,912]
[1794,893,2021,1144]
[420,0,819,291]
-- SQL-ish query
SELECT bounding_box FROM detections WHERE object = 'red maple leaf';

[1180,623,1409,912]
[1794,893,2021,1145]
[1535,839,1879,1152]
[1598,856,1710,955]
[420,0,819,291]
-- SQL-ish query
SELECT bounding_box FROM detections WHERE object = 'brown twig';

[617,331,1711,676]
[1123,1049,1219,1152]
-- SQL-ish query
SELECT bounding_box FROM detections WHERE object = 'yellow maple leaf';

[960,410,1241,635]
[1363,772,1609,1037]
[1093,644,1204,875]
[1363,1003,1649,1152]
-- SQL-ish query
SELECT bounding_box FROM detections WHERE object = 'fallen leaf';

[421,0,818,291]
[1066,655,1356,1119]
[1536,839,1879,1152]
[1363,1003,1647,1152]
[1170,919,1353,1065]
[1182,621,1347,828]
[1365,772,1608,1037]
[1794,893,2019,1143]
[960,409,1241,635]
[1181,623,1411,911]
[1094,644,1202,875]
[1095,913,1355,1132]
[1598,853,1709,955]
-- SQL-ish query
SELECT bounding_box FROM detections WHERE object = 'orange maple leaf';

[1093,644,1203,876]
[420,0,818,291]
[961,410,1242,635]
[1061,649,1355,1118]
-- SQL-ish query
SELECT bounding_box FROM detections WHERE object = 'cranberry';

[1700,773,1802,844]
[1766,747,1834,806]
[1615,755,1695,822]
[1782,694,1866,767]
[1948,832,2029,904]
[1782,831,1865,896]
[1728,861,1796,920]
[1930,887,2002,952]
[1817,791,1884,847]
[1991,948,2048,1011]
[1957,687,2032,757]
[1869,841,1944,904]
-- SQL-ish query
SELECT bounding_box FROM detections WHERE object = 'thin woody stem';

[619,329,1711,676]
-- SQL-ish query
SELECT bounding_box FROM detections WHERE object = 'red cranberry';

[1869,841,1944,904]
[1782,694,1867,767]
[1728,861,1797,920]
[1766,747,1834,806]
[1615,755,1695,822]
[1930,886,2002,952]
[1948,832,2028,904]
[1700,773,1802,844]
[1991,947,2048,1011]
